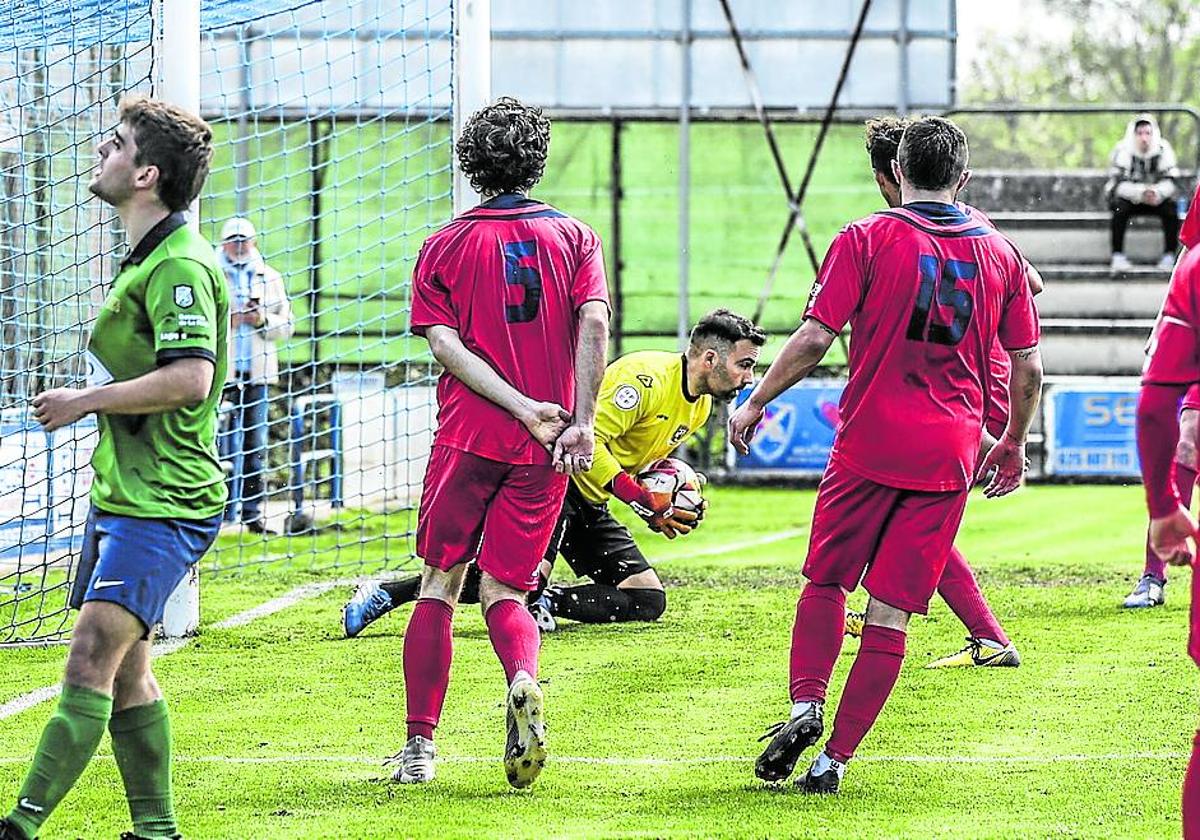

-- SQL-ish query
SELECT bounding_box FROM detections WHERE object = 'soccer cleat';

[796,754,844,795]
[504,672,548,789]
[1122,574,1166,609]
[0,818,32,840]
[1110,252,1132,272]
[1159,253,1178,270]
[119,834,181,840]
[529,594,557,633]
[925,637,1021,669]
[844,608,865,638]
[385,735,437,784]
[342,581,394,637]
[754,701,824,782]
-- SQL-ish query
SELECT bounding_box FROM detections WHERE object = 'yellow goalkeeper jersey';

[574,350,713,504]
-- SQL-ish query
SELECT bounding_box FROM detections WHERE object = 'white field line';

[0,579,353,723]
[0,752,1187,767]
[653,527,809,563]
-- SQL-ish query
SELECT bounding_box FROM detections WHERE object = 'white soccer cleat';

[1122,574,1166,609]
[1110,252,1132,272]
[504,671,547,788]
[1159,253,1178,270]
[386,735,437,784]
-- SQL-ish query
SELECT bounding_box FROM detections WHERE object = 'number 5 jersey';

[410,193,610,466]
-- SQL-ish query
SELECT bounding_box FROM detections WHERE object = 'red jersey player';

[393,98,610,790]
[860,116,1042,667]
[1137,185,1200,839]
[1127,182,1200,610]
[730,117,1042,795]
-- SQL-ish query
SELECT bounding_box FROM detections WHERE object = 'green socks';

[109,700,177,840]
[6,692,177,840]
[8,683,113,839]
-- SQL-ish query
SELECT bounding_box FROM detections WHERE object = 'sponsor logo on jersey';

[93,579,125,590]
[670,424,689,445]
[614,384,641,410]
[18,797,44,813]
[636,374,654,388]
[174,284,195,307]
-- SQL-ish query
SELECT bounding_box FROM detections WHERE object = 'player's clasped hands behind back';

[522,399,595,476]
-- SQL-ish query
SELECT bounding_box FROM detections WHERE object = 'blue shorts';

[68,508,222,635]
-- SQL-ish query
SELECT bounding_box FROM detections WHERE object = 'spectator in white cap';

[216,217,294,534]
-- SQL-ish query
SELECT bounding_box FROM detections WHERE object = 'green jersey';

[87,213,230,519]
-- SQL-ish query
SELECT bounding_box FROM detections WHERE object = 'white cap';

[220,217,256,241]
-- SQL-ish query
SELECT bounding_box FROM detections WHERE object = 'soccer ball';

[637,457,705,515]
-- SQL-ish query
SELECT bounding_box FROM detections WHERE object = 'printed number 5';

[503,240,541,323]
[906,255,976,346]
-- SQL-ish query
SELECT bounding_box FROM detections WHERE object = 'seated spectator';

[1106,113,1181,271]
[217,217,294,534]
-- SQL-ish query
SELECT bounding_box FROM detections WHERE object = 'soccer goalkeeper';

[343,309,764,635]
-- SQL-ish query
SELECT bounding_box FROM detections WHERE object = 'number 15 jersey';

[804,201,1039,492]
[410,194,610,466]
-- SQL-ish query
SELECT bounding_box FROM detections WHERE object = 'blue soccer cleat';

[529,593,557,633]
[343,581,394,638]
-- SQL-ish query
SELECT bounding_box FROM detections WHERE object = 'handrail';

[942,103,1200,171]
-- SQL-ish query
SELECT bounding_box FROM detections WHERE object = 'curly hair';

[456,97,551,196]
[119,95,213,211]
[864,116,909,182]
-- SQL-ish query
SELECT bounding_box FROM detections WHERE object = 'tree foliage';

[962,0,1200,169]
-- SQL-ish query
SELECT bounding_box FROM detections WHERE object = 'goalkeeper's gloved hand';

[611,472,698,539]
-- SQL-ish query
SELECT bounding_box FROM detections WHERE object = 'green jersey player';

[2,96,226,840]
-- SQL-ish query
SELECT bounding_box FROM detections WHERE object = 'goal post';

[158,0,204,638]
[452,0,491,214]
[0,0,462,646]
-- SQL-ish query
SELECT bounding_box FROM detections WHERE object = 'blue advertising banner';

[733,380,846,475]
[1043,385,1140,477]
[0,410,97,560]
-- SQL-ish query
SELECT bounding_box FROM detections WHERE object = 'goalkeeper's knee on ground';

[625,587,666,621]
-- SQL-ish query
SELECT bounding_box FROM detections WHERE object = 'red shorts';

[803,459,970,614]
[1143,316,1200,386]
[416,445,568,591]
[1192,560,1200,668]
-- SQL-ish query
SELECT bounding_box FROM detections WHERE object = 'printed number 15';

[906,255,976,346]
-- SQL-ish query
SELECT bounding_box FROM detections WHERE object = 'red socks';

[789,583,846,703]
[826,625,906,763]
[1185,729,1200,840]
[937,547,1009,646]
[1137,383,1188,519]
[403,598,455,740]
[485,599,540,683]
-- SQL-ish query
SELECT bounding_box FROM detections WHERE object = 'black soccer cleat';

[119,833,181,840]
[796,758,843,795]
[754,702,824,782]
[0,818,33,840]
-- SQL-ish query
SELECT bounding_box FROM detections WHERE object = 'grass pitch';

[0,483,1195,839]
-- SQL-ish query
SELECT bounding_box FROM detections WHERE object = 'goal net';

[0,0,453,645]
